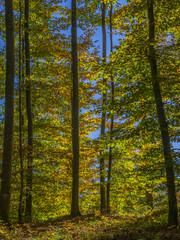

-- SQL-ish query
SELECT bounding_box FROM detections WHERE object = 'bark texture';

[0,0,15,224]
[147,0,178,226]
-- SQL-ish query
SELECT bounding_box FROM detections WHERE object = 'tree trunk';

[25,0,33,222]
[147,0,178,226]
[107,4,114,214]
[100,1,107,214]
[71,0,80,217]
[0,0,15,224]
[18,0,24,223]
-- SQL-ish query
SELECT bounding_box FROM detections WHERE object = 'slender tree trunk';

[0,0,15,224]
[25,0,33,222]
[71,0,80,217]
[100,1,107,214]
[147,0,178,226]
[18,0,24,223]
[107,4,114,214]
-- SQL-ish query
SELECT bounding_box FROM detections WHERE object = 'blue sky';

[0,0,179,151]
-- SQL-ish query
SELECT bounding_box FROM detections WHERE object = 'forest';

[0,0,180,239]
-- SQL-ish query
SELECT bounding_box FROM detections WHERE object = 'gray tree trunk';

[147,0,178,226]
[25,0,33,223]
[100,1,107,214]
[107,4,114,214]
[71,0,80,217]
[18,0,24,223]
[0,0,15,224]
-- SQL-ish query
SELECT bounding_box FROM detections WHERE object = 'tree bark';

[25,0,33,222]
[107,4,114,214]
[71,0,80,217]
[0,0,15,224]
[147,0,178,226]
[18,0,24,223]
[100,1,107,214]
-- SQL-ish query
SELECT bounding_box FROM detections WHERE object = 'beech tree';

[100,0,107,214]
[71,0,80,217]
[18,0,24,223]
[0,0,179,227]
[25,0,33,222]
[107,4,114,214]
[147,0,178,226]
[0,0,15,224]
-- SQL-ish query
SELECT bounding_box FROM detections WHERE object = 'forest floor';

[0,212,180,240]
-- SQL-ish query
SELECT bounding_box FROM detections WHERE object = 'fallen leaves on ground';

[0,214,180,240]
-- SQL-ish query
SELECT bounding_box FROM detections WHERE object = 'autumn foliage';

[0,0,179,236]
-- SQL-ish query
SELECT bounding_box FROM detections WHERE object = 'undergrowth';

[0,210,179,240]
